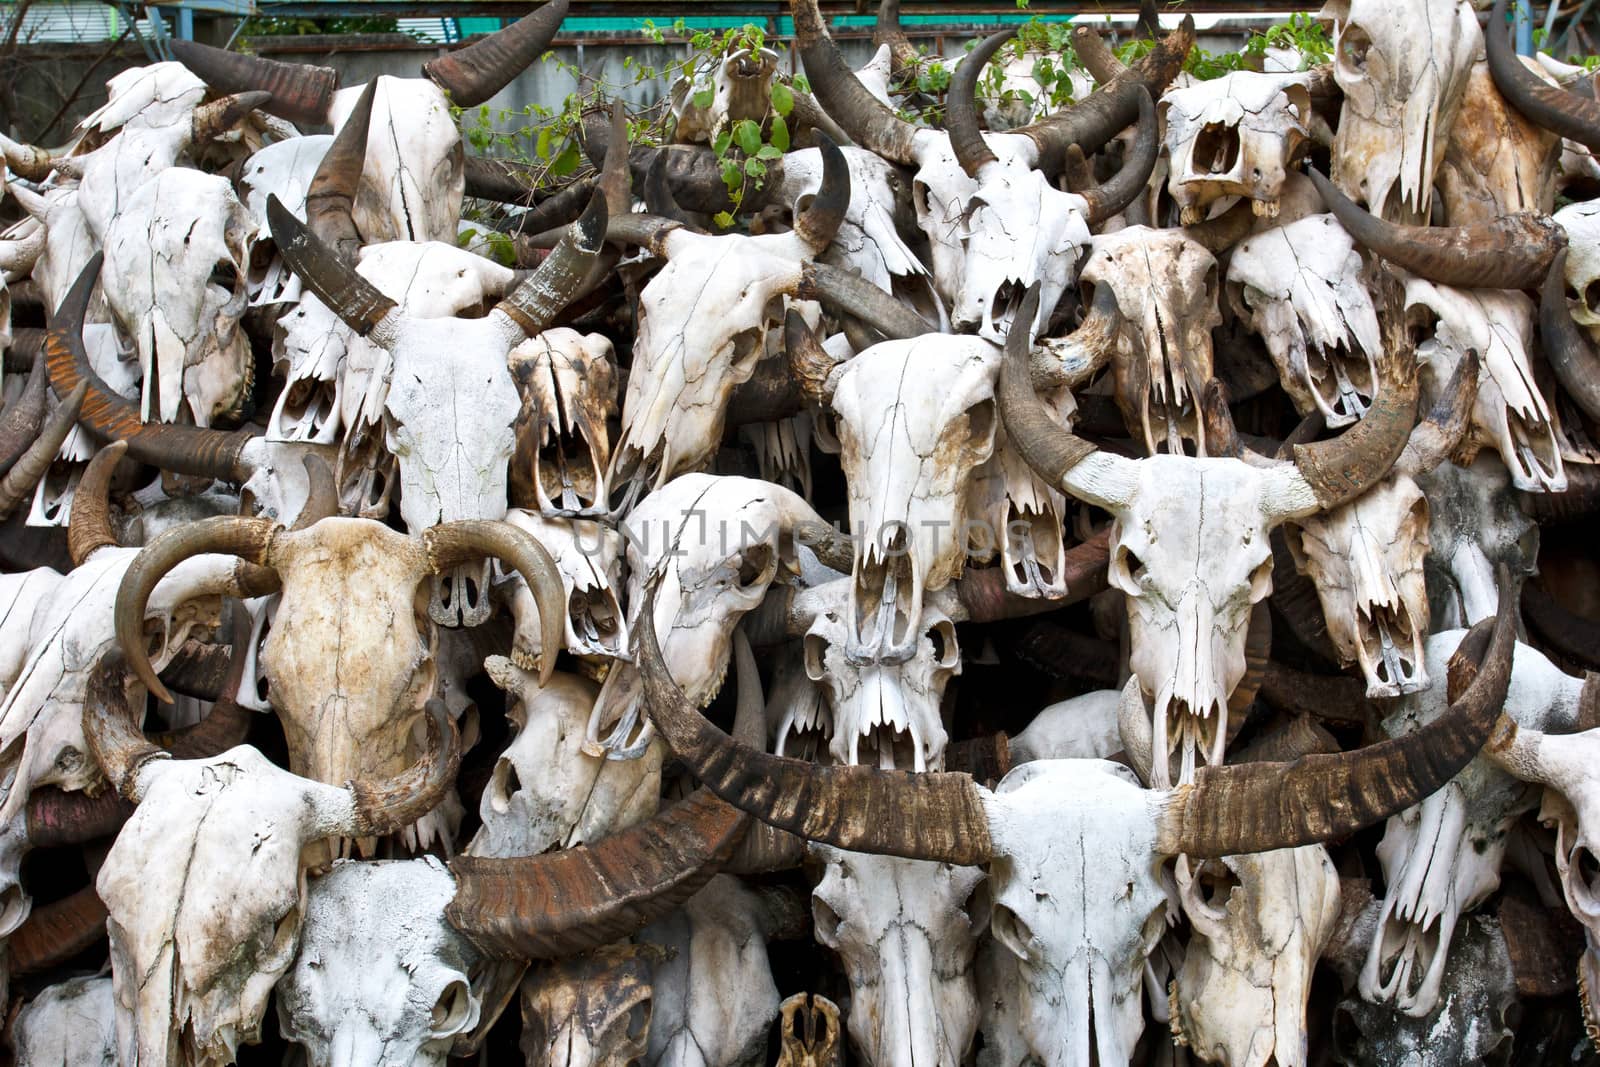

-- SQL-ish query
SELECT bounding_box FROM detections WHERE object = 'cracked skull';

[1161,70,1311,224]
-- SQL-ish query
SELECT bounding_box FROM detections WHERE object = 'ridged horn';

[0,353,51,475]
[267,195,399,337]
[81,648,170,801]
[169,39,339,127]
[1397,349,1480,476]
[873,0,921,73]
[1156,573,1517,857]
[1079,87,1158,227]
[305,79,374,260]
[792,134,850,252]
[69,440,127,566]
[1487,0,1600,154]
[792,0,921,165]
[638,579,995,866]
[45,256,260,482]
[423,0,569,107]
[345,698,461,835]
[1540,248,1600,423]
[947,28,1014,178]
[787,308,844,406]
[1307,166,1565,290]
[795,260,931,340]
[9,885,107,975]
[496,189,607,337]
[0,380,84,520]
[114,516,280,705]
[445,629,765,959]
[998,283,1106,486]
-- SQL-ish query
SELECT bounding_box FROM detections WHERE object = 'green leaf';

[756,144,783,160]
[535,126,552,160]
[734,119,763,156]
[550,142,580,177]
[769,114,790,152]
[720,158,743,193]
[693,86,715,109]
[793,73,811,94]
[714,210,736,229]
[744,157,767,178]
[770,82,795,117]
[713,130,733,157]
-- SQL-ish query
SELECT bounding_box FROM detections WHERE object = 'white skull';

[1080,226,1221,454]
[99,169,255,428]
[236,133,333,305]
[276,858,482,1067]
[1322,0,1481,220]
[829,335,1000,658]
[79,62,208,138]
[669,47,780,144]
[811,846,986,1067]
[1161,71,1311,223]
[13,976,119,1067]
[328,76,464,245]
[965,411,1074,600]
[1555,198,1600,328]
[469,661,658,859]
[1171,845,1342,1067]
[1228,214,1383,428]
[1405,280,1566,492]
[500,511,627,665]
[506,327,617,518]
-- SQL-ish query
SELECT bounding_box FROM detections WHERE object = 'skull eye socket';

[1571,844,1600,910]
[1110,544,1148,590]
[966,399,996,450]
[812,897,843,947]
[1248,556,1273,601]
[737,543,775,589]
[804,632,830,682]
[429,979,474,1038]
[1337,24,1371,78]
[1192,859,1239,915]
[622,998,652,1042]
[927,620,960,670]
[989,902,1035,964]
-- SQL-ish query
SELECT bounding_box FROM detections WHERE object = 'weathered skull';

[1171,845,1342,1067]
[811,846,985,1067]
[469,660,659,859]
[1161,71,1311,223]
[1284,476,1433,697]
[277,858,482,1067]
[828,334,999,658]
[13,976,119,1067]
[802,582,959,771]
[1558,199,1600,329]
[1405,280,1565,492]
[742,413,815,501]
[1321,0,1481,221]
[965,415,1074,600]
[518,942,663,1067]
[1227,213,1383,427]
[99,169,255,427]
[327,76,465,245]
[1079,226,1221,455]
[499,511,627,665]
[507,327,617,518]
[236,133,333,305]
[1437,60,1562,225]
[775,993,843,1067]
[670,47,779,144]
[1419,456,1538,629]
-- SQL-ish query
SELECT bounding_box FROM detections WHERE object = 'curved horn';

[496,188,607,337]
[45,256,261,482]
[1079,87,1158,227]
[643,151,697,227]
[169,40,339,127]
[345,698,461,835]
[69,440,127,567]
[114,516,280,704]
[1156,574,1517,857]
[0,354,51,475]
[1487,0,1600,153]
[947,28,1014,178]
[795,260,932,340]
[792,134,850,252]
[0,131,55,183]
[1541,248,1600,423]
[873,0,921,73]
[1072,22,1128,84]
[1522,581,1600,671]
[1397,349,1480,476]
[1306,166,1565,290]
[82,649,170,801]
[424,520,565,686]
[638,580,995,865]
[304,79,374,260]
[446,629,765,959]
[267,195,399,338]
[189,90,272,142]
[27,787,133,849]
[786,308,844,406]
[1278,266,1419,513]
[0,380,84,520]
[9,885,108,976]
[423,0,568,107]
[290,453,340,531]
[792,0,921,165]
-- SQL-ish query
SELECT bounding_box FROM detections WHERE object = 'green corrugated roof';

[552,13,1072,32]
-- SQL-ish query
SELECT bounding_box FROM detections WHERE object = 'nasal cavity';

[1195,122,1240,176]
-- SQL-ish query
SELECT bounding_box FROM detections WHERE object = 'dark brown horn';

[1398,349,1480,475]
[305,79,374,260]
[1079,87,1158,227]
[1540,248,1600,423]
[1072,21,1128,84]
[795,260,931,340]
[1306,166,1565,290]
[170,40,339,127]
[68,440,127,567]
[792,0,921,165]
[447,628,768,957]
[643,151,697,227]
[873,0,921,73]
[8,885,107,975]
[267,195,399,338]
[424,520,565,686]
[26,787,133,849]
[1487,0,1600,154]
[0,354,50,475]
[423,0,568,107]
[1011,16,1192,174]
[496,189,607,336]
[787,308,844,406]
[947,28,1014,178]
[189,90,273,142]
[347,698,461,835]
[290,453,340,531]
[0,380,84,519]
[792,134,850,251]
[148,605,256,756]
[637,580,995,865]
[1157,572,1517,858]
[1522,580,1600,671]
[114,516,280,705]
[82,648,170,801]
[1284,266,1420,511]
[45,256,261,483]
[1518,462,1600,521]
[998,283,1103,486]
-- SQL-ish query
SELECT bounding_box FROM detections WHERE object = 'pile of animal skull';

[4,0,1600,1060]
